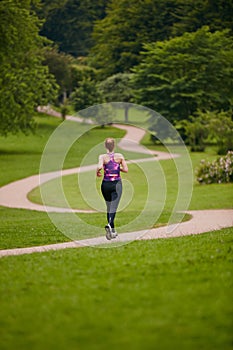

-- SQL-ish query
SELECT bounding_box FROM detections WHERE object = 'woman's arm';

[96,155,104,177]
[120,157,128,173]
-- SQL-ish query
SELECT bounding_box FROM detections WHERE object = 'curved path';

[0,113,232,257]
[0,123,177,213]
[0,209,232,257]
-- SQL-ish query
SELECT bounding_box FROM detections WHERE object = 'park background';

[0,1,232,349]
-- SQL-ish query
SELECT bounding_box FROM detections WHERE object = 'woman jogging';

[97,138,128,240]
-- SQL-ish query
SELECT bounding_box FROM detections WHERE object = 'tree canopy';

[1,0,233,137]
[132,27,233,121]
[0,0,57,136]
[39,0,108,57]
[43,48,74,102]
[180,110,233,153]
[89,0,233,77]
[98,73,134,122]
[172,0,233,36]
[89,0,179,77]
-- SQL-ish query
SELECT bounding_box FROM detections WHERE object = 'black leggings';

[101,180,122,228]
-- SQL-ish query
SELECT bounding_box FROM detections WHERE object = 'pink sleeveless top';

[103,153,121,181]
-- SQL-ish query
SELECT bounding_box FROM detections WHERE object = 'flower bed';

[196,151,233,184]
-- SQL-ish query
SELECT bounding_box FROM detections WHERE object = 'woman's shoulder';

[100,153,110,163]
[100,152,124,163]
[114,153,124,161]
[114,152,124,157]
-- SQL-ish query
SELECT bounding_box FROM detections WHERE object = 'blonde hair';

[105,138,115,152]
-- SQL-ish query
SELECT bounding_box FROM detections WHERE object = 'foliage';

[61,62,99,111]
[178,112,209,152]
[172,0,233,36]
[0,0,58,136]
[147,111,181,144]
[196,151,233,184]
[89,0,233,77]
[43,49,100,108]
[93,104,114,125]
[180,109,233,153]
[207,110,233,155]
[60,102,69,120]
[39,0,108,56]
[98,73,134,122]
[70,78,101,114]
[89,0,180,76]
[43,48,74,102]
[32,0,233,78]
[98,73,134,102]
[132,27,233,122]
[36,0,69,17]
[70,61,98,90]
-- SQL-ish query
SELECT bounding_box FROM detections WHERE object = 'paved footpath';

[0,209,232,257]
[0,111,232,257]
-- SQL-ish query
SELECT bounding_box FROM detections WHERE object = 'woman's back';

[103,153,121,182]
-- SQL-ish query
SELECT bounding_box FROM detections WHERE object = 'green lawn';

[0,207,71,250]
[0,229,232,350]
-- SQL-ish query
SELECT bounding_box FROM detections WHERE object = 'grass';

[0,229,232,350]
[0,113,232,350]
[0,114,61,186]
[0,207,71,250]
[141,134,233,211]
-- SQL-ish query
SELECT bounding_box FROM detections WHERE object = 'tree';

[60,99,69,120]
[39,0,108,57]
[43,48,74,102]
[0,0,58,136]
[179,112,209,152]
[172,0,233,37]
[70,61,98,90]
[207,110,233,154]
[35,0,68,17]
[132,27,233,122]
[70,78,101,113]
[179,109,233,153]
[36,0,233,78]
[89,0,179,77]
[89,0,233,77]
[98,73,134,122]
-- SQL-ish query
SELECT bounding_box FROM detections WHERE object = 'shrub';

[196,151,233,184]
[179,110,233,153]
[178,112,209,152]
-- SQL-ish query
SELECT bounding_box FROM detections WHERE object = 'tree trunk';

[124,104,130,123]
[62,90,67,104]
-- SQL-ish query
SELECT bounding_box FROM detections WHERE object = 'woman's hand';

[97,155,104,177]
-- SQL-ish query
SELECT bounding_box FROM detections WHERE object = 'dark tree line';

[1,0,232,142]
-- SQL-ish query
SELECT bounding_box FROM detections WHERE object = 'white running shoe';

[111,229,118,239]
[105,224,112,240]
